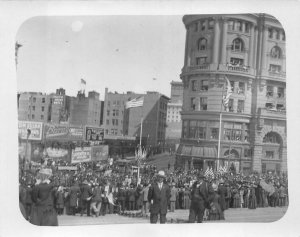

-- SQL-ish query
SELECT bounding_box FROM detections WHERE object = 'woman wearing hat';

[30,169,58,226]
[147,170,171,224]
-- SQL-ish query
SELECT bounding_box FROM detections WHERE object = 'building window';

[194,22,198,32]
[230,57,244,66]
[112,119,118,126]
[245,23,250,33]
[196,57,207,65]
[265,151,274,159]
[237,100,244,113]
[200,97,207,110]
[197,38,208,51]
[235,21,242,31]
[228,99,234,112]
[262,163,266,173]
[32,114,35,119]
[106,119,109,125]
[266,86,274,97]
[191,97,196,111]
[108,101,110,106]
[270,46,282,59]
[189,121,197,138]
[268,28,273,38]
[228,20,234,30]
[238,82,245,94]
[42,98,45,103]
[276,104,284,111]
[277,87,284,98]
[191,80,198,91]
[200,21,206,31]
[231,38,244,52]
[197,126,206,139]
[269,64,281,73]
[263,132,280,143]
[183,120,188,138]
[33,97,36,103]
[265,103,274,110]
[201,80,209,91]
[208,20,214,30]
[282,31,285,41]
[32,106,35,111]
[105,129,108,134]
[276,30,280,40]
[41,106,44,112]
[210,128,219,140]
[41,115,44,120]
[244,148,251,157]
[224,122,242,141]
[107,110,110,116]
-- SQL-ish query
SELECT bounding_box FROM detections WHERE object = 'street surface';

[58,206,287,225]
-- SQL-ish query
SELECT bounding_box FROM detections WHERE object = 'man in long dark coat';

[69,181,81,215]
[148,170,170,224]
[189,174,214,223]
[80,180,93,216]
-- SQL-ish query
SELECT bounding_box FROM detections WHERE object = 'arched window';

[231,38,244,52]
[197,38,208,51]
[263,132,281,144]
[224,149,239,159]
[270,46,282,59]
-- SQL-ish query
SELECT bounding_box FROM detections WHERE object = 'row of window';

[107,109,123,117]
[268,28,285,41]
[190,97,245,113]
[227,19,250,33]
[31,97,46,103]
[29,106,45,111]
[182,120,249,142]
[106,119,122,126]
[266,86,285,98]
[192,19,214,32]
[107,100,123,107]
[27,114,44,120]
[105,129,120,135]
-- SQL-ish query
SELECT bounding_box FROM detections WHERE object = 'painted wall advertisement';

[91,145,109,161]
[18,121,43,140]
[44,124,84,141]
[85,126,104,141]
[71,147,92,163]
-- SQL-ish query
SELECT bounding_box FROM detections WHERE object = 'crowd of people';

[19,157,289,225]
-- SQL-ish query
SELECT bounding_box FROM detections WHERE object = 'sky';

[16,15,186,100]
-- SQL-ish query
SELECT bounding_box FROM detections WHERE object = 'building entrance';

[193,159,204,170]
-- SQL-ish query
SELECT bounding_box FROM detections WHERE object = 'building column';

[248,23,255,68]
[252,144,262,172]
[212,17,220,64]
[253,26,258,70]
[221,18,228,64]
[261,26,269,71]
[281,147,287,173]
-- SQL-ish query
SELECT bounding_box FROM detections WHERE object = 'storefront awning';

[177,145,217,158]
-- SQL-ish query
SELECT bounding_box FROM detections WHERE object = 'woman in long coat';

[208,183,224,221]
[248,184,257,209]
[55,186,65,215]
[30,169,58,226]
[183,186,191,209]
[232,187,240,208]
[69,181,81,215]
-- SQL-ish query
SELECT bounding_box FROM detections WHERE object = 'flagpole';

[137,104,144,185]
[217,78,226,172]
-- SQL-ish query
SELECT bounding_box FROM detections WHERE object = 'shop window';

[201,80,209,91]
[197,38,208,51]
[200,97,207,111]
[191,80,198,91]
[237,100,244,113]
[270,46,282,59]
[196,57,207,65]
[277,87,284,98]
[266,86,274,97]
[232,38,244,52]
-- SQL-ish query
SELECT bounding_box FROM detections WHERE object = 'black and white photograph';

[1,1,300,237]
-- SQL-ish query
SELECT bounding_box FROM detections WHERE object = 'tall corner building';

[175,14,286,174]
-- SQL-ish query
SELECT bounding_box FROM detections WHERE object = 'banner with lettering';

[18,121,43,140]
[85,126,104,141]
[44,124,84,141]
[91,145,109,161]
[71,147,92,163]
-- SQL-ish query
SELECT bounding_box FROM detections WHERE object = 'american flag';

[204,167,215,178]
[125,96,144,109]
[222,76,233,109]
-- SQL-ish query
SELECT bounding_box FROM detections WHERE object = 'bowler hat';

[157,170,166,178]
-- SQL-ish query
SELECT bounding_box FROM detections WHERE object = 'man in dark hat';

[80,180,93,217]
[189,173,214,223]
[148,170,171,224]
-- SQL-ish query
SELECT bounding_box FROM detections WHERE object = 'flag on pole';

[222,76,233,109]
[125,96,144,109]
[81,78,86,85]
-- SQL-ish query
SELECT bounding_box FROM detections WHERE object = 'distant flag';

[222,76,233,109]
[81,78,86,85]
[204,167,210,177]
[125,96,144,109]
